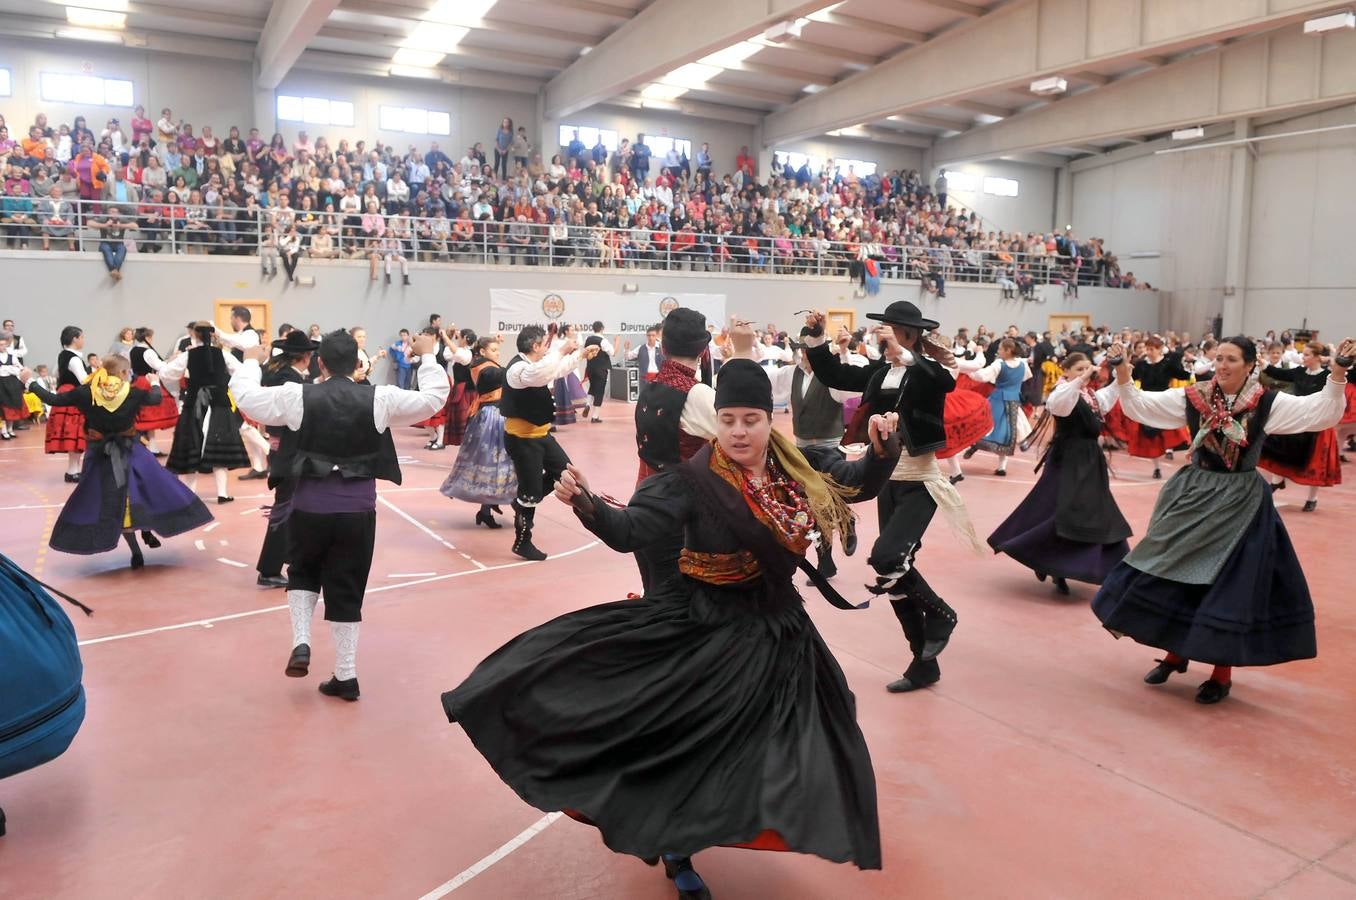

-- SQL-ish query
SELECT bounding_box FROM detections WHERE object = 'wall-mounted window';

[775,150,824,174]
[983,176,1019,197]
[558,124,619,152]
[277,95,354,127]
[835,157,878,177]
[774,150,877,178]
[40,72,133,107]
[380,105,450,136]
[942,171,978,192]
[646,135,691,159]
[0,69,11,98]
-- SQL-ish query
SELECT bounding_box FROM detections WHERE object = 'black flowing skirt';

[1091,499,1315,666]
[988,448,1131,585]
[441,577,881,869]
[166,389,249,474]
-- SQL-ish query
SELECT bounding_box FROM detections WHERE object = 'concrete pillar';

[536,88,559,162]
[1055,165,1073,232]
[252,82,276,139]
[1221,118,1253,334]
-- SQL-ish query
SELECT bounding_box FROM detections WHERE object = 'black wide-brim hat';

[271,331,320,353]
[865,300,939,330]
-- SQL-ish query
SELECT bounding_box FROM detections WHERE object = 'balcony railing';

[0,198,1130,287]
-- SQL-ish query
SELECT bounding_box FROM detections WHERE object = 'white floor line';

[202,522,220,533]
[417,813,563,898]
[238,506,260,515]
[377,494,463,555]
[216,557,248,568]
[193,539,206,551]
[0,502,64,510]
[389,572,437,578]
[76,539,599,647]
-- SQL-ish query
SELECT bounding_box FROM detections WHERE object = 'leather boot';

[511,501,547,561]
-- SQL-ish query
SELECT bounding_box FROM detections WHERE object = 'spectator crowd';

[0,105,1149,292]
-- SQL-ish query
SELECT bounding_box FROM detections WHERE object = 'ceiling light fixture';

[390,65,442,80]
[392,47,446,67]
[1303,10,1354,33]
[68,0,127,10]
[640,99,681,111]
[55,25,123,43]
[641,82,687,101]
[1171,126,1204,140]
[425,0,498,22]
[403,21,468,50]
[65,7,126,28]
[1029,76,1068,95]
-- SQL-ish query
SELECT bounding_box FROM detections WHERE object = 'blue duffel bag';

[0,554,91,837]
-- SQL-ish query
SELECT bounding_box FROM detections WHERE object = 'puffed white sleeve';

[1044,379,1082,417]
[679,383,718,440]
[768,364,796,406]
[142,347,166,371]
[1116,382,1188,430]
[1264,378,1347,435]
[958,357,1001,383]
[1094,383,1119,413]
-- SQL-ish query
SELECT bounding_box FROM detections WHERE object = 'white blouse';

[1114,378,1346,436]
[1046,375,1118,416]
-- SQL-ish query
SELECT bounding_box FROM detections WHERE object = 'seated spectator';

[308,226,337,259]
[370,232,409,285]
[37,184,75,251]
[277,224,301,281]
[90,208,138,281]
[1,181,37,248]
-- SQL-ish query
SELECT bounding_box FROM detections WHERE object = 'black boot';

[662,855,712,900]
[816,543,837,580]
[887,656,941,693]
[475,504,503,529]
[141,530,161,549]
[912,577,957,661]
[511,501,547,561]
[124,532,144,569]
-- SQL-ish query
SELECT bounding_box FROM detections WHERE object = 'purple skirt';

[987,460,1129,585]
[441,407,518,505]
[51,437,213,555]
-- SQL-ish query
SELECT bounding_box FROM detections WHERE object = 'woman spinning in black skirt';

[160,323,250,504]
[988,353,1131,595]
[1093,336,1355,704]
[442,360,901,898]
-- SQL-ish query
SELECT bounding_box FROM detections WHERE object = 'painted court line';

[76,540,599,647]
[203,522,220,533]
[417,813,564,898]
[389,572,437,578]
[216,557,249,568]
[193,540,206,551]
[377,495,463,554]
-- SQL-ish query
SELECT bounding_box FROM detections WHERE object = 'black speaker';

[610,366,639,401]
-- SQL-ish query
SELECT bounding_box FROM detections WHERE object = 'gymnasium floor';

[1,411,1355,900]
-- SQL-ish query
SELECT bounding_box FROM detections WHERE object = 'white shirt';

[0,353,22,378]
[159,345,239,396]
[133,344,165,371]
[10,336,27,359]
[590,337,615,357]
[758,343,793,366]
[216,328,261,352]
[67,353,90,383]
[680,382,718,441]
[1045,376,1118,416]
[1113,378,1346,435]
[228,354,448,432]
[507,347,584,389]
[769,364,858,406]
[1282,348,1305,368]
[626,342,661,374]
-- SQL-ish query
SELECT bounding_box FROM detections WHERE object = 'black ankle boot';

[141,530,161,549]
[511,502,546,561]
[475,506,502,529]
[887,656,940,693]
[662,855,711,900]
[1144,657,1188,684]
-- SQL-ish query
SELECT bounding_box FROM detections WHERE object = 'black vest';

[290,377,401,484]
[500,355,555,426]
[584,335,611,380]
[1184,388,1276,473]
[789,368,842,442]
[863,361,951,456]
[130,346,154,377]
[57,349,82,387]
[635,381,689,470]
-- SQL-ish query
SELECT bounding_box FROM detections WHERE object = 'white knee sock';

[943,456,963,478]
[288,590,319,648]
[66,451,82,475]
[213,467,229,497]
[331,621,359,680]
[995,455,1008,473]
[145,430,160,454]
[1307,485,1320,502]
[240,424,269,471]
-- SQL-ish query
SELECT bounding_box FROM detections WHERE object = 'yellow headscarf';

[88,366,130,412]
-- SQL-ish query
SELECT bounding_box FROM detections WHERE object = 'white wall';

[937,159,1057,235]
[1242,105,1356,340]
[0,38,252,139]
[1,253,1158,378]
[272,70,536,163]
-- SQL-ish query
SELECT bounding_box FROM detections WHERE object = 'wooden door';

[1048,313,1090,334]
[826,308,856,336]
[215,300,270,338]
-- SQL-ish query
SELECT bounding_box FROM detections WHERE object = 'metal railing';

[0,198,1137,287]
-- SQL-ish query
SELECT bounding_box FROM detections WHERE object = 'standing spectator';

[388,329,415,389]
[155,108,178,155]
[631,133,651,183]
[91,208,138,281]
[493,117,513,181]
[71,144,110,221]
[696,142,712,180]
[565,129,586,167]
[511,126,531,172]
[130,105,154,147]
[735,145,756,183]
[934,169,948,209]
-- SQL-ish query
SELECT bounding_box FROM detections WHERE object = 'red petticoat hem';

[44,388,86,453]
[561,810,792,854]
[1,405,27,421]
[1259,428,1342,487]
[132,376,179,431]
[938,389,993,459]
[1126,422,1189,459]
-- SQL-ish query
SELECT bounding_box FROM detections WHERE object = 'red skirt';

[1103,402,1130,443]
[445,382,473,447]
[1126,421,1189,459]
[44,385,86,454]
[954,372,994,398]
[414,374,453,429]
[133,375,179,431]
[2,403,26,422]
[1260,428,1342,487]
[1341,382,1356,425]
[937,389,993,459]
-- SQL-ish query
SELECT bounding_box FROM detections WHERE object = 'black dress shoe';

[217,496,234,505]
[1052,576,1070,595]
[993,468,1006,476]
[257,574,289,589]
[887,667,940,693]
[1303,499,1317,512]
[64,473,80,483]
[1152,468,1162,479]
[239,469,268,480]
[1270,480,1285,492]
[1144,657,1189,684]
[141,530,161,549]
[285,643,310,677]
[1035,571,1047,582]
[962,446,978,460]
[129,552,145,570]
[949,473,964,485]
[1195,679,1231,704]
[318,675,359,701]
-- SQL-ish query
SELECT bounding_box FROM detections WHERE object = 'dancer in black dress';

[28,356,213,568]
[988,353,1131,595]
[1093,336,1355,704]
[161,323,250,504]
[443,360,901,898]
[252,331,317,589]
[1258,342,1341,511]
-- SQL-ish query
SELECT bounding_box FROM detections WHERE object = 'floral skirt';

[440,407,518,505]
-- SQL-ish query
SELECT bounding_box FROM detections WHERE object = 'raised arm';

[229,358,305,429]
[1265,378,1346,435]
[1115,382,1187,430]
[28,382,82,407]
[376,354,451,428]
[1263,364,1299,384]
[563,469,692,553]
[804,341,883,392]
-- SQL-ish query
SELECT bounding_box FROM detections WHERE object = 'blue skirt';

[441,407,519,505]
[1091,499,1315,666]
[52,438,214,555]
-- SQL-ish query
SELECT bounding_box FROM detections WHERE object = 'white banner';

[489,289,726,337]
